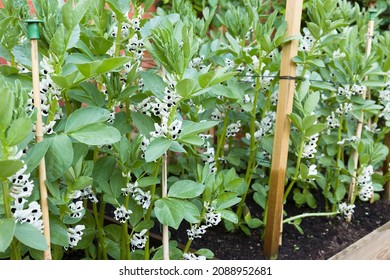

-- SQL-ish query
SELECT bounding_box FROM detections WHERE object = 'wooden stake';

[263,0,303,259]
[162,154,169,260]
[25,19,52,260]
[347,6,376,207]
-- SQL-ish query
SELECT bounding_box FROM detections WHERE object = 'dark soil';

[170,196,390,260]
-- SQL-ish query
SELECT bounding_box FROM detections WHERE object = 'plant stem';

[236,75,261,219]
[283,134,305,202]
[332,117,344,212]
[283,211,339,224]
[144,160,161,260]
[215,113,229,170]
[2,179,21,260]
[121,195,130,260]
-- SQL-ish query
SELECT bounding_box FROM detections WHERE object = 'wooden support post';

[25,19,52,260]
[263,0,303,259]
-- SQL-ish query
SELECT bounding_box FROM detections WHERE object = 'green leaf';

[218,209,238,223]
[180,120,219,138]
[0,160,24,178]
[176,200,201,223]
[302,115,317,131]
[62,0,92,30]
[6,118,32,146]
[175,78,198,99]
[144,137,172,162]
[134,220,155,232]
[131,111,155,136]
[46,134,74,182]
[0,88,14,131]
[14,223,48,251]
[304,91,320,114]
[106,0,131,21]
[69,123,121,146]
[304,123,327,137]
[65,107,110,134]
[138,176,160,187]
[24,140,50,174]
[289,113,303,131]
[178,135,204,146]
[195,248,214,259]
[225,32,240,54]
[168,179,205,199]
[198,68,237,88]
[215,192,241,210]
[154,198,184,229]
[140,71,166,100]
[49,216,69,247]
[0,218,15,253]
[169,141,187,153]
[76,57,131,78]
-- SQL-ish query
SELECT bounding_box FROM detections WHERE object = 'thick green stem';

[120,195,130,260]
[283,211,339,224]
[93,202,108,260]
[144,161,161,260]
[235,75,261,219]
[2,179,21,260]
[332,118,344,212]
[283,134,305,203]
[214,113,229,170]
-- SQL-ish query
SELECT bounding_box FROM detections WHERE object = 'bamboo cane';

[25,19,52,260]
[162,153,169,260]
[347,6,377,209]
[263,0,303,259]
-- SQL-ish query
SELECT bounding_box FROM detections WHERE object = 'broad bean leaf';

[154,197,184,229]
[0,218,15,253]
[14,223,48,251]
[168,180,205,199]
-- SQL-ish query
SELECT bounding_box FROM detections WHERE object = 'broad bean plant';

[0,0,389,260]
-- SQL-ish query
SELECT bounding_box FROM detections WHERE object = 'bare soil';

[170,196,390,260]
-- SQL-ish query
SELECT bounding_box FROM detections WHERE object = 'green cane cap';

[368,8,378,20]
[24,19,44,40]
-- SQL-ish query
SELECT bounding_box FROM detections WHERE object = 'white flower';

[80,186,98,203]
[299,28,315,52]
[211,108,222,121]
[132,188,151,209]
[225,58,235,68]
[357,165,374,201]
[226,121,241,137]
[338,202,355,219]
[333,49,346,59]
[308,164,318,176]
[114,205,132,223]
[302,134,319,159]
[186,224,208,240]
[183,253,206,260]
[326,112,340,129]
[66,225,85,249]
[121,181,138,196]
[130,229,148,250]
[13,201,43,232]
[336,102,352,116]
[107,112,115,124]
[68,201,84,219]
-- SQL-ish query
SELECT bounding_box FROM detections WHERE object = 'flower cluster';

[68,201,84,219]
[183,253,206,260]
[246,112,276,142]
[326,112,340,129]
[202,142,217,173]
[150,116,183,140]
[302,133,319,158]
[70,186,98,203]
[338,202,355,219]
[121,182,151,210]
[9,163,43,232]
[66,225,85,250]
[186,202,221,240]
[114,205,133,223]
[130,229,148,250]
[357,165,374,201]
[226,121,241,137]
[299,28,314,52]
